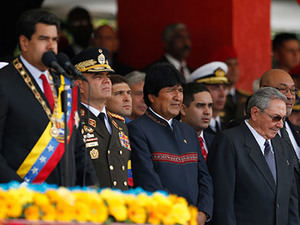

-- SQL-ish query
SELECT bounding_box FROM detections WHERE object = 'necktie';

[215,121,220,133]
[40,74,54,110]
[198,136,207,160]
[264,140,277,183]
[98,112,109,134]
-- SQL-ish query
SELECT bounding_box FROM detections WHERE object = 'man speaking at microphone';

[0,9,97,186]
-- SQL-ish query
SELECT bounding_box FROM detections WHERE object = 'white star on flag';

[39,156,47,163]
[31,167,39,174]
[67,93,71,98]
[48,145,54,152]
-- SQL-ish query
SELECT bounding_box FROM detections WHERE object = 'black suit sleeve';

[0,85,22,182]
[207,132,237,225]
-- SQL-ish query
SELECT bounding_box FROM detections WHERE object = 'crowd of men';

[1,7,300,225]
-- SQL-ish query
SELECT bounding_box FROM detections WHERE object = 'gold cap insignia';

[214,68,225,77]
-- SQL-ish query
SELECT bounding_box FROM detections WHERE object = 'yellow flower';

[24,205,40,221]
[5,194,22,218]
[188,206,198,225]
[0,199,7,220]
[46,189,62,203]
[8,187,34,205]
[55,201,74,222]
[74,201,90,222]
[169,202,191,225]
[136,193,152,207]
[109,204,127,222]
[89,198,108,223]
[56,187,75,205]
[127,203,147,224]
[33,192,50,207]
[40,204,56,221]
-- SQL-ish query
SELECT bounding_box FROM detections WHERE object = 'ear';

[180,104,187,117]
[74,80,84,94]
[250,106,260,121]
[148,94,155,104]
[19,35,29,52]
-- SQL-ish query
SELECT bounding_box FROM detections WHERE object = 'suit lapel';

[243,124,276,192]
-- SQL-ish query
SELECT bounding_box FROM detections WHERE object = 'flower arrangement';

[0,182,198,225]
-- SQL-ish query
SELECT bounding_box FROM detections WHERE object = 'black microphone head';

[42,51,57,68]
[57,52,70,66]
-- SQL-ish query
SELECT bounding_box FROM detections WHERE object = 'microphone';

[42,51,70,79]
[57,52,88,82]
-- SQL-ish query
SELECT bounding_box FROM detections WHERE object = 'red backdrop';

[117,0,271,93]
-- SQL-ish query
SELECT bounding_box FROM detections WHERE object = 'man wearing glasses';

[207,87,299,225]
[260,69,300,217]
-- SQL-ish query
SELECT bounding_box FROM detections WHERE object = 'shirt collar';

[149,107,173,128]
[165,53,186,70]
[81,103,108,119]
[20,55,48,81]
[245,119,273,154]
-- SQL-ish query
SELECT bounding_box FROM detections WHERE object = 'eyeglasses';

[275,87,298,95]
[261,111,286,123]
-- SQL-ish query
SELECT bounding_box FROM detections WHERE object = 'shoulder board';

[237,88,251,97]
[107,111,125,122]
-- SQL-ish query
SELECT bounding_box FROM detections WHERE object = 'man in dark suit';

[72,47,132,190]
[143,23,192,81]
[207,87,299,225]
[180,82,214,160]
[0,9,97,186]
[128,63,213,225]
[260,69,300,216]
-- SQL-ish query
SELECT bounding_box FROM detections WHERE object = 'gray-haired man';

[207,87,299,225]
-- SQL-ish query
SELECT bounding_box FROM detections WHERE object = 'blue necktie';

[264,140,276,183]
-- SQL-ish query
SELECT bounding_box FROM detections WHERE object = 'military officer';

[72,47,132,190]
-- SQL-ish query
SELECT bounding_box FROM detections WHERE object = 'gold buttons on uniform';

[109,165,114,170]
[122,165,125,171]
[107,150,111,154]
[113,181,117,186]
[119,150,123,155]
[123,181,127,186]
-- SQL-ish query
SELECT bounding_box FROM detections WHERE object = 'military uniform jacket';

[80,105,131,190]
[127,109,213,217]
[0,59,97,186]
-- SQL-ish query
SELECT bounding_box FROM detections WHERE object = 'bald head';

[260,69,296,116]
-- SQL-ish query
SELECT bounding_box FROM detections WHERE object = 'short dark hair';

[143,63,185,107]
[183,82,209,106]
[16,9,60,41]
[109,74,129,85]
[272,33,299,51]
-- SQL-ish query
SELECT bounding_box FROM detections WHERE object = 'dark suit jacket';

[80,105,131,190]
[0,59,97,186]
[207,122,299,225]
[128,109,213,217]
[284,120,300,216]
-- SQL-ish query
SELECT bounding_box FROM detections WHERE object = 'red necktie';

[40,74,54,110]
[198,136,207,160]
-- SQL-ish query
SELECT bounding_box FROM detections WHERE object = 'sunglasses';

[261,111,286,123]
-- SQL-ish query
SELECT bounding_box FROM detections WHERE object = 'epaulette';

[107,111,125,122]
[237,88,251,97]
